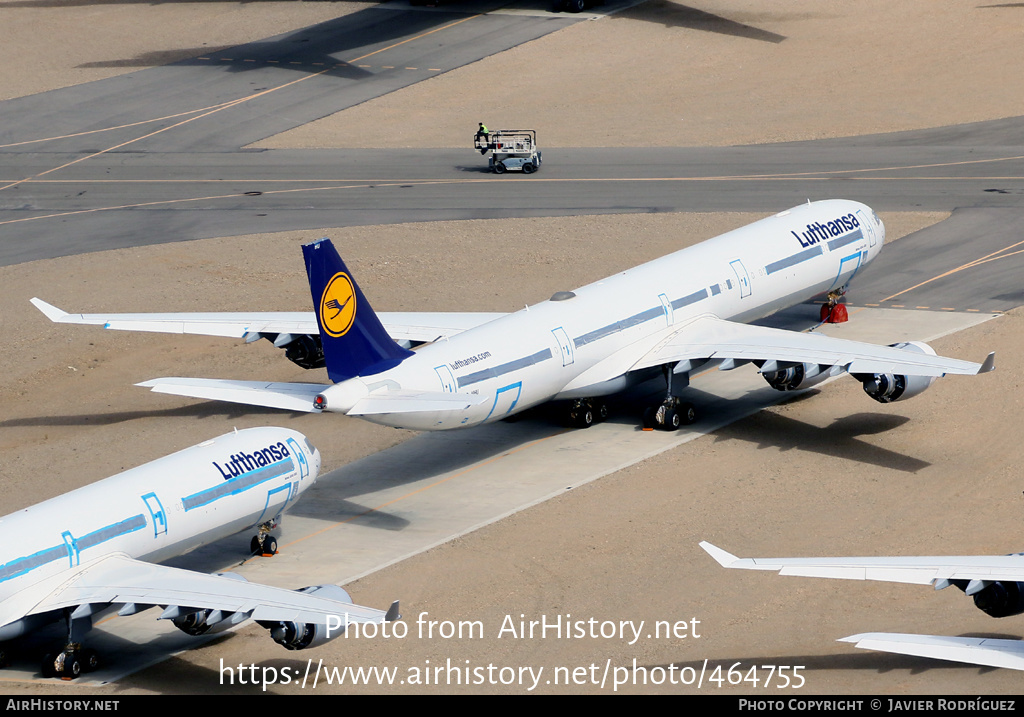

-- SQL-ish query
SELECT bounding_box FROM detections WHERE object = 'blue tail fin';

[302,239,413,383]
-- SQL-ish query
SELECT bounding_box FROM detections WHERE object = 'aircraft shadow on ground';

[58,6,482,77]
[710,407,931,474]
[0,402,305,430]
[610,2,786,44]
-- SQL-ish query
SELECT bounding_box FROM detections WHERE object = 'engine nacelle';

[261,584,354,650]
[972,581,1024,618]
[280,335,325,370]
[857,341,938,403]
[761,362,833,391]
[173,572,251,636]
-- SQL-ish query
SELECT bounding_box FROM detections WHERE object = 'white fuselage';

[324,200,885,430]
[0,427,320,637]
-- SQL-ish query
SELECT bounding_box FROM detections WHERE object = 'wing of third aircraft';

[701,541,1024,671]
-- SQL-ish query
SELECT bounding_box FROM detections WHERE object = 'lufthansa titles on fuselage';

[791,213,860,248]
[213,442,291,481]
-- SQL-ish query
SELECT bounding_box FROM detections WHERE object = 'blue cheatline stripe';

[457,349,553,388]
[574,306,664,348]
[182,460,293,512]
[671,288,709,310]
[0,545,68,583]
[75,515,147,551]
[0,513,148,584]
[574,289,711,351]
[765,245,823,275]
[827,228,863,252]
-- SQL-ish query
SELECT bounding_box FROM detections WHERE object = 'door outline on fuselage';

[142,492,168,538]
[286,437,308,481]
[435,364,457,393]
[551,327,574,367]
[485,382,522,421]
[61,531,79,568]
[254,483,293,526]
[829,251,864,291]
[856,210,877,247]
[729,259,752,298]
[658,293,673,325]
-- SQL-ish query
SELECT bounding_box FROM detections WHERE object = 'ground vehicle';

[474,129,542,174]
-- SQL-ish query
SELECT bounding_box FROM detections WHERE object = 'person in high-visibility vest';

[476,123,490,154]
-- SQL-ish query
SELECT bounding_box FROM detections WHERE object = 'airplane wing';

[0,552,397,630]
[839,633,1024,671]
[561,315,993,393]
[31,298,504,344]
[699,541,1024,585]
[702,542,1024,670]
[636,316,992,377]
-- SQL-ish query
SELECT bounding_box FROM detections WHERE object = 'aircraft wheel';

[263,536,279,556]
[41,653,57,679]
[82,648,100,673]
[597,402,609,421]
[250,536,262,555]
[493,162,506,174]
[566,0,586,11]
[523,163,535,174]
[678,402,697,425]
[642,407,657,429]
[658,408,681,431]
[56,652,81,679]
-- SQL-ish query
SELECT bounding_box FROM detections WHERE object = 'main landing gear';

[566,398,609,428]
[250,520,279,556]
[642,363,697,431]
[642,398,697,431]
[41,608,101,679]
[42,646,99,679]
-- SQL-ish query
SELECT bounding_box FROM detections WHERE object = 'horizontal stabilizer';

[839,632,1024,671]
[137,378,327,413]
[349,390,490,416]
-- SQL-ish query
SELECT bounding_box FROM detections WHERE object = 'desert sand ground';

[0,0,1022,695]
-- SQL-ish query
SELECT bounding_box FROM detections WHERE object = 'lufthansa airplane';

[0,427,398,679]
[701,541,1024,671]
[32,200,994,430]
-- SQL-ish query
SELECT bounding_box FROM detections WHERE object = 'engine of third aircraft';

[857,341,938,403]
[261,584,354,650]
[971,581,1024,619]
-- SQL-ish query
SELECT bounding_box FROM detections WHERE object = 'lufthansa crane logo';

[319,272,357,337]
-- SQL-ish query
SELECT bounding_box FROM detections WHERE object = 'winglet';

[978,352,996,374]
[699,541,740,567]
[30,297,69,323]
[385,600,401,622]
[838,633,869,644]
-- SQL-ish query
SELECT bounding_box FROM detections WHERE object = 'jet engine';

[856,341,938,403]
[260,584,354,650]
[970,581,1024,619]
[761,362,834,391]
[172,572,251,636]
[279,335,325,370]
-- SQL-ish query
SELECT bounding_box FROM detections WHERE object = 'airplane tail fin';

[302,239,413,383]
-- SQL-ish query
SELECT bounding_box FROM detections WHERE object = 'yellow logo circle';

[319,272,357,337]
